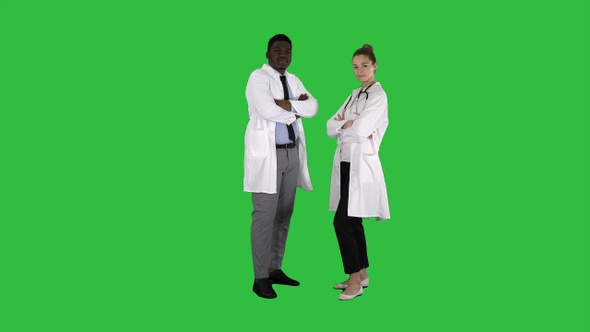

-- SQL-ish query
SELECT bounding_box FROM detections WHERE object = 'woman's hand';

[341,120,354,129]
[334,113,353,129]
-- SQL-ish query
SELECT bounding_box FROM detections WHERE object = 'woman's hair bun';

[362,44,374,52]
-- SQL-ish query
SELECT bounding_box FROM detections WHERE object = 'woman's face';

[352,55,377,85]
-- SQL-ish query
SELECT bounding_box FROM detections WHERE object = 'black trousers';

[334,162,369,274]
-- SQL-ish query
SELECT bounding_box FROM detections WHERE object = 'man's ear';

[265,51,270,60]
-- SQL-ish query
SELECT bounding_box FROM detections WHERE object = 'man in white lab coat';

[244,34,318,299]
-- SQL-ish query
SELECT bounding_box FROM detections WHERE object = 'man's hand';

[293,94,308,118]
[334,113,345,121]
[274,99,292,111]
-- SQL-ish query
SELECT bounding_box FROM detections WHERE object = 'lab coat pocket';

[359,154,382,215]
[361,182,380,216]
[360,153,380,183]
[246,129,269,158]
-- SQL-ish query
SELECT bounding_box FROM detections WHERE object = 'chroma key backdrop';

[0,0,588,331]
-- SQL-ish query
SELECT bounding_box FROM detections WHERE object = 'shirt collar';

[262,63,288,77]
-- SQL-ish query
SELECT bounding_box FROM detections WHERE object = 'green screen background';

[1,0,588,331]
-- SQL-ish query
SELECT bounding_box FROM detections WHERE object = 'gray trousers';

[251,146,299,278]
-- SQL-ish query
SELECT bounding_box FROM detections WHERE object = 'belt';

[276,143,296,149]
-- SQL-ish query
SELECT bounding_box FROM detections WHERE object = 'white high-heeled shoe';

[338,285,363,301]
[333,278,369,290]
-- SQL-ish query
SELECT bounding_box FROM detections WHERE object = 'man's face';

[266,40,292,73]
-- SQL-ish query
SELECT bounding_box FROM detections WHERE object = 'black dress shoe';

[269,269,300,286]
[253,278,277,299]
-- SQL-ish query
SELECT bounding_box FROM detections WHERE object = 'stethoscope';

[343,83,375,116]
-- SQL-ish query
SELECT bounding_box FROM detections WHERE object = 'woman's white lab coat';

[326,82,390,220]
[244,64,318,194]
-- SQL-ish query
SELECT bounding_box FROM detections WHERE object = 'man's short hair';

[267,34,292,52]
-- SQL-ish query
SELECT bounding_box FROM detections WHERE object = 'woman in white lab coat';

[326,44,390,301]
